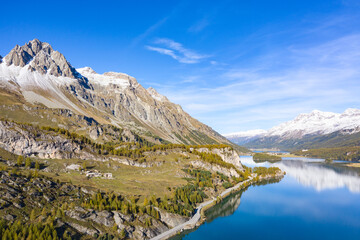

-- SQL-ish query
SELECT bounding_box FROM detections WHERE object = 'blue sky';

[1,0,360,134]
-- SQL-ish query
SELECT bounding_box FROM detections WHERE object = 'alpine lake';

[171,154,360,240]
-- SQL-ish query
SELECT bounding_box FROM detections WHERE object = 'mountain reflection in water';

[274,161,360,193]
[206,177,283,223]
[177,156,360,240]
[241,156,360,193]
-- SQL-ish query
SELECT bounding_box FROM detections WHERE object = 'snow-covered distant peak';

[295,109,335,120]
[147,87,168,102]
[267,108,360,138]
[342,108,360,116]
[77,66,97,75]
[77,67,138,89]
[225,108,360,143]
[223,129,267,138]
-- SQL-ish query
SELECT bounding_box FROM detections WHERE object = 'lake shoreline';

[152,172,285,240]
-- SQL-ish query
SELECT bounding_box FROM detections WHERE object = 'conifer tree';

[30,209,36,221]
[17,155,24,167]
[25,157,31,168]
[143,197,149,206]
[35,161,40,170]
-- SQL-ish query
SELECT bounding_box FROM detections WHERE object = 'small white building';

[85,170,102,178]
[103,173,113,179]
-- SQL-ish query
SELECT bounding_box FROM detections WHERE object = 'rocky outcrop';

[4,39,79,79]
[156,208,189,228]
[66,208,126,233]
[0,120,93,159]
[115,158,163,168]
[191,160,240,178]
[66,222,99,236]
[196,147,243,171]
[65,207,177,239]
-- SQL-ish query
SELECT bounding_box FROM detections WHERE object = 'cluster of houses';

[65,164,113,179]
[85,170,113,179]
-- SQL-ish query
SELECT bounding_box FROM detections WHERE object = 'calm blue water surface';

[176,157,360,240]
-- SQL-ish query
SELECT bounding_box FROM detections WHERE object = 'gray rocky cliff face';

[4,39,79,79]
[156,208,189,228]
[0,120,93,159]
[63,207,185,240]
[74,68,228,144]
[191,160,240,178]
[196,147,244,171]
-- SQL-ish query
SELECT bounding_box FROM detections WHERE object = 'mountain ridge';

[225,108,360,150]
[0,39,242,150]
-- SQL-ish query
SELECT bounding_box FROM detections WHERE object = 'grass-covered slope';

[0,139,252,239]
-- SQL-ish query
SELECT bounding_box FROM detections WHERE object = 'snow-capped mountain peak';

[4,39,78,79]
[77,66,97,75]
[267,108,360,138]
[0,39,233,146]
[224,108,360,145]
[77,67,138,89]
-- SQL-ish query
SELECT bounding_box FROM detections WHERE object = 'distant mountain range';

[225,109,360,150]
[0,39,241,149]
[223,129,267,145]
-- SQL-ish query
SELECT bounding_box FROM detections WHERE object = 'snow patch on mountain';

[77,67,137,89]
[267,108,360,138]
[0,61,84,113]
[224,108,360,144]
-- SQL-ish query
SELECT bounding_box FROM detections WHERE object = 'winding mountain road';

[150,178,252,240]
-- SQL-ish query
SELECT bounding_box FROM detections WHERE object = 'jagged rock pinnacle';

[4,39,78,78]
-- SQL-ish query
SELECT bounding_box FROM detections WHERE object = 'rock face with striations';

[4,39,78,78]
[0,120,91,159]
[196,147,243,171]
[0,39,236,147]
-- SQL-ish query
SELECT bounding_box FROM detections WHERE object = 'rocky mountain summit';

[266,108,360,139]
[225,108,360,150]
[4,39,79,78]
[0,39,237,148]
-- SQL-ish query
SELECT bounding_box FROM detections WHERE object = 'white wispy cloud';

[154,33,360,133]
[146,38,210,64]
[130,2,186,47]
[131,17,169,47]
